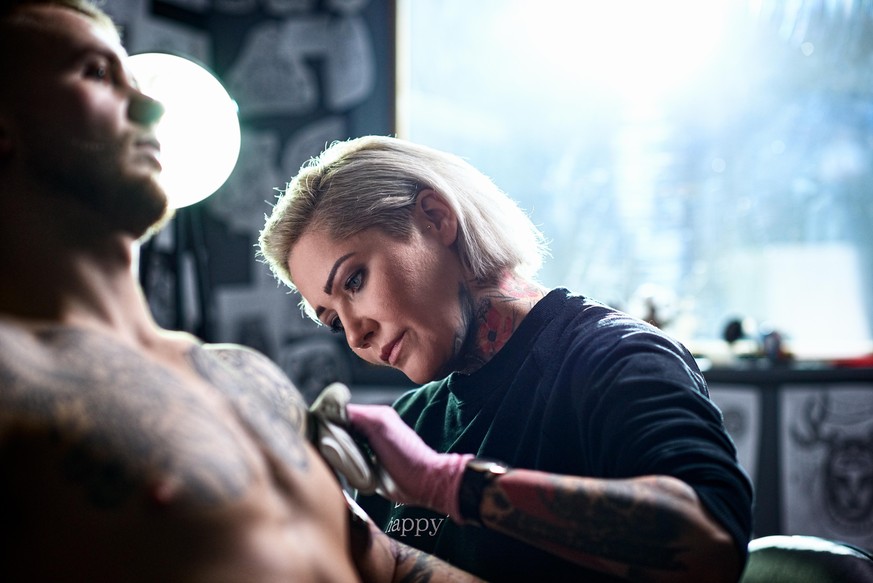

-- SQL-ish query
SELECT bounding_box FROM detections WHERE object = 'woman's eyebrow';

[323,252,356,294]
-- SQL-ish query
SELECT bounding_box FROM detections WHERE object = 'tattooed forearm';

[485,472,692,572]
[391,538,484,583]
[392,541,436,583]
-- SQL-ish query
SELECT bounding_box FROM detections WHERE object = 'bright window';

[396,0,873,361]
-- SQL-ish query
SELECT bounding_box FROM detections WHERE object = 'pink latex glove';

[346,404,473,523]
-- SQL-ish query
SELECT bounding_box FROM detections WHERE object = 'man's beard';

[138,201,176,243]
[33,136,172,239]
[74,166,171,240]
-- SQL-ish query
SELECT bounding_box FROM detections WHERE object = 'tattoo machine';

[308,382,399,497]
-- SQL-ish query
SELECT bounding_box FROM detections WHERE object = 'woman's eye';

[325,269,364,334]
[328,316,344,334]
[344,269,364,292]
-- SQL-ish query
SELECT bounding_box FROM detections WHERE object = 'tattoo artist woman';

[259,136,753,582]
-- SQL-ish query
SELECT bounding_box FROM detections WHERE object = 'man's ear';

[415,188,458,245]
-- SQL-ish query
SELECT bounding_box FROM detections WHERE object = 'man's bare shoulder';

[200,342,308,410]
[187,341,309,432]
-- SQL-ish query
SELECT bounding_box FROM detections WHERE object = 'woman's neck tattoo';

[445,277,540,375]
[442,284,482,376]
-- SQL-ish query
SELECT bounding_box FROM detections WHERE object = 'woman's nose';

[345,314,376,351]
[128,91,165,126]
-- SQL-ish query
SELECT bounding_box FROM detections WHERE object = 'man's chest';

[0,330,306,506]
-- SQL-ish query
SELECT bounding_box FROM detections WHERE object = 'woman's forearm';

[481,470,740,582]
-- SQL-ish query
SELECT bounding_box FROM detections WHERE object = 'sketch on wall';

[781,385,873,549]
[102,0,211,61]
[708,386,761,487]
[120,0,394,398]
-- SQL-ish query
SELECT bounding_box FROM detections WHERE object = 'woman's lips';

[380,332,405,366]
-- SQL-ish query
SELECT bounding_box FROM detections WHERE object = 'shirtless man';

[0,2,480,581]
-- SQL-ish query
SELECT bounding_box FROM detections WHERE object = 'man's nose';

[128,92,165,126]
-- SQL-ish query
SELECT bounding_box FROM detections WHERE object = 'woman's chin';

[400,365,429,385]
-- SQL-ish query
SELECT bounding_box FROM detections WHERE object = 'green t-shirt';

[358,289,753,581]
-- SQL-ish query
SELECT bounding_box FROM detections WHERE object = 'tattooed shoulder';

[196,344,307,412]
[190,343,312,470]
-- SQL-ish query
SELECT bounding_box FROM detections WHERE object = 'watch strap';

[458,458,510,526]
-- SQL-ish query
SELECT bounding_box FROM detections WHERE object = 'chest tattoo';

[0,328,309,509]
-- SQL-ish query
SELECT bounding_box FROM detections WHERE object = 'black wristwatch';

[458,458,511,526]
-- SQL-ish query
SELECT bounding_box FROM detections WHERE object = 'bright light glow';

[129,53,241,209]
[500,0,731,110]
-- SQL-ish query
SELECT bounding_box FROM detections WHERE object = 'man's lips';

[136,134,161,152]
[135,136,162,169]
[380,332,405,366]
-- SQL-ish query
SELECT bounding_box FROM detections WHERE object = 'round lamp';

[128,53,241,209]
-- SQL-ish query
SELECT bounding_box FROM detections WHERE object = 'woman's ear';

[415,188,458,245]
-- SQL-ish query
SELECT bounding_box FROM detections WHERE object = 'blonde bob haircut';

[258,135,548,314]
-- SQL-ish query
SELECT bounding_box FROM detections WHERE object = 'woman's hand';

[346,404,472,522]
